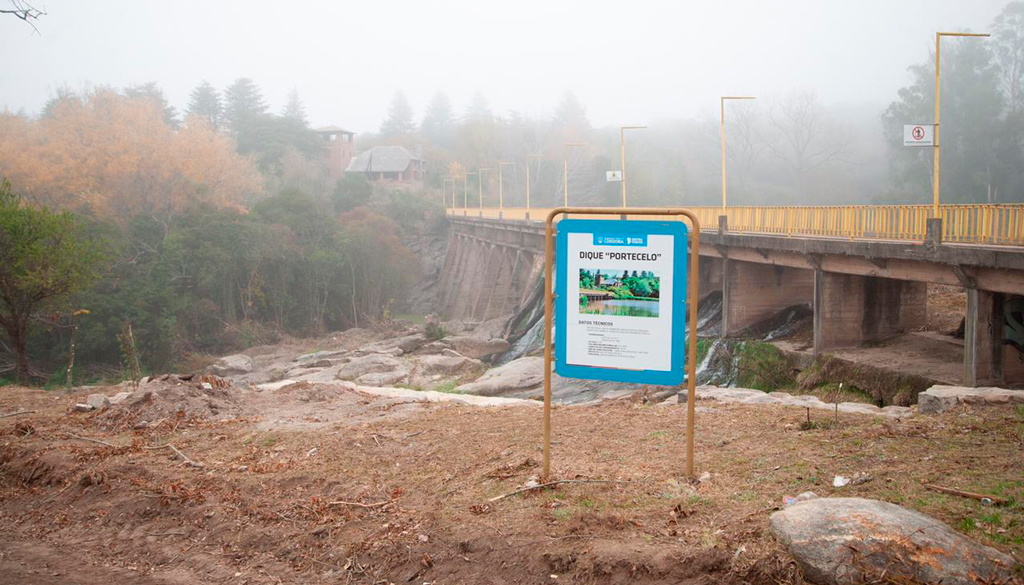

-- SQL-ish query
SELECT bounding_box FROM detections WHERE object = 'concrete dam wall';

[437,218,544,321]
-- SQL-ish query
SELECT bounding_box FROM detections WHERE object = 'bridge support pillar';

[722,259,813,337]
[697,257,724,302]
[813,271,926,354]
[962,289,1021,387]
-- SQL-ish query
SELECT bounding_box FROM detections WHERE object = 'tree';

[993,2,1024,114]
[0,180,104,382]
[282,88,308,126]
[223,78,268,135]
[463,91,492,123]
[380,90,415,137]
[332,173,373,212]
[881,41,1004,202]
[421,91,454,146]
[124,82,179,128]
[552,91,590,140]
[1,1,45,31]
[765,91,852,194]
[186,80,222,130]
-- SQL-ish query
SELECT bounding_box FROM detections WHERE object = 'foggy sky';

[0,0,1007,133]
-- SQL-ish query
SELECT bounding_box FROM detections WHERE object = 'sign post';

[606,170,623,182]
[542,208,700,479]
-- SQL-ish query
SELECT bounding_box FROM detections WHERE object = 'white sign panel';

[606,170,623,182]
[564,232,674,372]
[903,124,935,147]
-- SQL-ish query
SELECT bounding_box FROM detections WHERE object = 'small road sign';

[904,124,935,147]
[606,170,622,182]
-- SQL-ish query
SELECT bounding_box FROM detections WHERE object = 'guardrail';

[446,204,1024,246]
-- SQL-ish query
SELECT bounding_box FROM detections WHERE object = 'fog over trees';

[0,1,1022,384]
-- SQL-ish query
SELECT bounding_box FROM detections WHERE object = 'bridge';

[438,204,1024,389]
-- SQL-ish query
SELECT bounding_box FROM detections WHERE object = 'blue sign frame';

[555,218,688,386]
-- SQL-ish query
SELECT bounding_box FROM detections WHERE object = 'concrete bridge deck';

[438,213,1024,389]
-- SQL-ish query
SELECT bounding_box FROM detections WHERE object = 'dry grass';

[0,384,1022,584]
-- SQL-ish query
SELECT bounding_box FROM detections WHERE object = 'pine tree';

[463,91,492,123]
[421,91,454,145]
[380,90,416,136]
[186,80,222,129]
[124,82,179,128]
[282,88,308,126]
[223,78,268,135]
[553,90,589,134]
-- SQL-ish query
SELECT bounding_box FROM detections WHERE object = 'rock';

[133,420,149,429]
[356,370,410,386]
[445,336,511,360]
[698,471,712,483]
[209,354,252,376]
[255,379,298,392]
[125,389,153,406]
[109,392,131,405]
[359,334,428,356]
[416,354,484,376]
[200,382,213,391]
[441,348,463,358]
[470,315,509,340]
[335,354,409,385]
[72,403,94,412]
[455,357,543,397]
[305,360,333,369]
[86,393,110,410]
[769,497,1018,585]
[420,341,451,354]
[918,385,1024,414]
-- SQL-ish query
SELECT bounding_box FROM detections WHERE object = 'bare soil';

[1,383,1022,585]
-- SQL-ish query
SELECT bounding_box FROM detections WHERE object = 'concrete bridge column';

[813,271,926,354]
[962,289,1021,387]
[697,256,724,302]
[721,259,814,337]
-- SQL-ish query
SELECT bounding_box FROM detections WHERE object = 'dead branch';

[0,409,35,419]
[66,432,120,448]
[326,500,392,509]
[924,484,1008,506]
[145,443,204,468]
[488,479,629,503]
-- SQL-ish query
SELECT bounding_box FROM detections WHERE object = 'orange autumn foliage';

[0,90,261,222]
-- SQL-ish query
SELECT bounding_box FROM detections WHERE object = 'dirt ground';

[1,383,1022,585]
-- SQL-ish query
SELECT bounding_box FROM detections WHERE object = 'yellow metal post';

[542,207,701,479]
[619,127,647,208]
[499,161,514,210]
[478,168,491,211]
[934,32,989,217]
[526,154,542,216]
[720,97,755,214]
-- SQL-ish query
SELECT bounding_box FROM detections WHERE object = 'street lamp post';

[563,143,586,207]
[934,32,989,217]
[620,126,646,208]
[526,154,542,220]
[498,161,515,215]
[478,168,492,214]
[464,172,477,216]
[720,96,755,214]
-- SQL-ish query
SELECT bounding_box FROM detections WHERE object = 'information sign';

[555,219,688,385]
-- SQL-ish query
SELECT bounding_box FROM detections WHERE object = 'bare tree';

[1,0,45,32]
[764,92,853,193]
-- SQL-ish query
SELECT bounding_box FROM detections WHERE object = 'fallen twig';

[488,479,629,503]
[145,443,204,468]
[66,432,120,448]
[327,500,392,509]
[0,410,36,419]
[924,484,1008,505]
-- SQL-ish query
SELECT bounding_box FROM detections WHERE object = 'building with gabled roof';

[345,145,425,182]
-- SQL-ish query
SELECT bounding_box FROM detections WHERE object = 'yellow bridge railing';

[446,204,1024,246]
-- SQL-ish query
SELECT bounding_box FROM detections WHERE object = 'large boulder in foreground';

[455,357,543,397]
[918,385,1024,414]
[210,354,253,376]
[769,497,1018,585]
